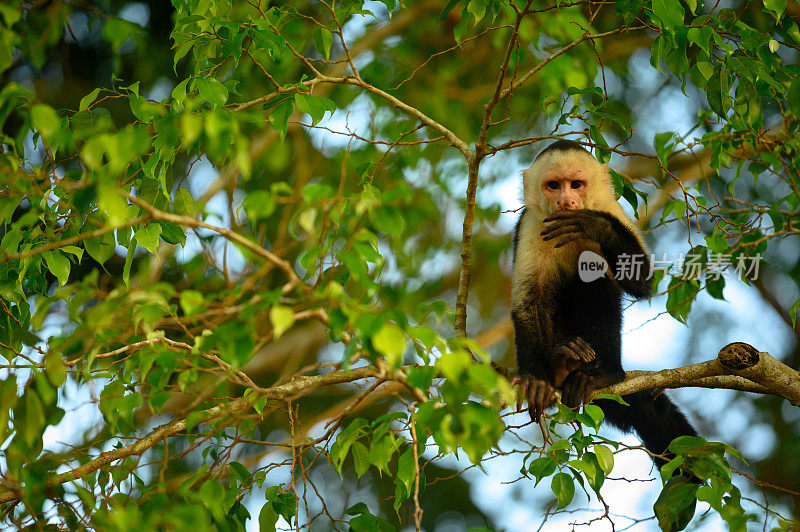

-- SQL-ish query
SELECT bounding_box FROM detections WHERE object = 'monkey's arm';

[541,210,652,299]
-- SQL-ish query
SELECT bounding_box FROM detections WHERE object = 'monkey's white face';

[522,149,614,216]
[540,172,587,213]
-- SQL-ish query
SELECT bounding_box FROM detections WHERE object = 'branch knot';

[718,342,760,370]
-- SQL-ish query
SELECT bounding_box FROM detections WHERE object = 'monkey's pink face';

[540,172,588,212]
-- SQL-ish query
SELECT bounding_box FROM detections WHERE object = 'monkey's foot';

[510,375,556,422]
[561,371,597,408]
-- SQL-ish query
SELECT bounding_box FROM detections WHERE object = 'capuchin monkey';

[511,139,697,469]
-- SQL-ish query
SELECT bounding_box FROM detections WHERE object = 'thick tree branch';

[595,343,800,406]
[4,340,795,505]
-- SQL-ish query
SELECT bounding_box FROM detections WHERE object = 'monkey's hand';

[541,210,613,248]
[510,375,557,422]
[548,337,596,386]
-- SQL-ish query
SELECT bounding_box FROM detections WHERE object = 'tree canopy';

[1,0,800,530]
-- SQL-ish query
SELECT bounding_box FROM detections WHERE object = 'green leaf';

[614,0,644,24]
[650,35,667,72]
[666,276,700,324]
[654,131,675,161]
[406,366,435,390]
[273,491,297,525]
[568,456,600,491]
[706,277,725,300]
[228,461,251,483]
[651,0,684,31]
[31,104,60,138]
[312,28,333,60]
[551,472,575,509]
[45,351,67,386]
[345,502,371,516]
[576,404,604,430]
[439,0,462,20]
[331,419,369,472]
[269,305,295,339]
[122,239,136,287]
[129,94,161,123]
[529,456,557,485]
[372,323,406,367]
[135,224,162,255]
[61,245,83,262]
[594,445,614,474]
[102,18,138,51]
[43,251,70,286]
[668,435,709,454]
[16,388,45,446]
[180,290,205,316]
[706,69,731,118]
[268,100,294,140]
[467,0,485,23]
[368,434,399,474]
[764,0,786,19]
[654,477,699,532]
[258,502,279,532]
[98,184,131,227]
[180,112,202,145]
[173,42,193,71]
[185,411,206,432]
[396,446,416,498]
[352,441,370,478]
[174,187,195,215]
[790,297,800,329]
[1,226,21,254]
[156,221,186,246]
[349,513,394,532]
[704,235,727,253]
[195,77,229,108]
[84,231,116,266]
[454,11,473,44]
[294,93,336,126]
[79,88,102,111]
[243,190,276,221]
[687,28,712,55]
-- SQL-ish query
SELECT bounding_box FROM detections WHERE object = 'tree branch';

[0,366,380,504]
[127,195,303,292]
[454,2,532,337]
[595,342,800,406]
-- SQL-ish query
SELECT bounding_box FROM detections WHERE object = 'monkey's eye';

[546,181,559,190]
[570,180,584,189]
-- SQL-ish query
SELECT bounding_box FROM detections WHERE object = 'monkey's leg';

[560,367,624,408]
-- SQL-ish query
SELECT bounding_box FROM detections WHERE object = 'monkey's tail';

[595,392,697,470]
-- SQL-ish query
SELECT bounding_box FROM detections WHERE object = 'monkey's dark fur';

[511,140,697,469]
